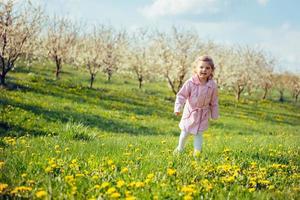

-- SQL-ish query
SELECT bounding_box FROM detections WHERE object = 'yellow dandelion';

[147,173,155,179]
[101,182,110,189]
[125,190,132,196]
[135,182,145,188]
[51,163,57,168]
[223,148,231,153]
[183,194,193,200]
[111,192,121,198]
[107,187,116,194]
[65,175,75,185]
[0,161,4,169]
[201,179,213,191]
[21,173,27,178]
[117,180,125,188]
[121,167,129,173]
[45,166,52,173]
[125,196,136,200]
[35,190,47,198]
[167,168,176,176]
[0,183,8,193]
[248,188,255,192]
[71,186,77,195]
[107,159,114,165]
[92,175,99,180]
[11,186,32,194]
[221,176,235,183]
[71,159,77,164]
[75,173,84,177]
[258,180,271,185]
[27,180,35,185]
[181,185,196,194]
[250,162,257,167]
[94,184,101,189]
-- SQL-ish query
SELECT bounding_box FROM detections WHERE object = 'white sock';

[194,132,203,152]
[177,131,190,151]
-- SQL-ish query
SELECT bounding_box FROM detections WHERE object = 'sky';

[29,0,300,73]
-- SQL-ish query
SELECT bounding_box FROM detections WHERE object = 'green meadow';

[0,64,299,199]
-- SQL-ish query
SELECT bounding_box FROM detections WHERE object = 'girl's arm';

[210,85,219,119]
[174,81,190,113]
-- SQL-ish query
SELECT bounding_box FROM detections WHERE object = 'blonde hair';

[193,55,215,79]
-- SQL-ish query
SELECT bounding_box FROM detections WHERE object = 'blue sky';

[32,0,300,73]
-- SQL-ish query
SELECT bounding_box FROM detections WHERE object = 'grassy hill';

[0,63,299,199]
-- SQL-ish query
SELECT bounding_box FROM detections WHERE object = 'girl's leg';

[193,132,203,157]
[175,131,190,152]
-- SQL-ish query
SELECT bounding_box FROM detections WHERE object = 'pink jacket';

[174,75,219,135]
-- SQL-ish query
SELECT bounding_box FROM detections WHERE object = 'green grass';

[0,63,299,199]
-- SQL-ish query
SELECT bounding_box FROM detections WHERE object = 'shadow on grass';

[220,99,300,126]
[0,98,168,136]
[4,81,176,121]
[0,121,50,137]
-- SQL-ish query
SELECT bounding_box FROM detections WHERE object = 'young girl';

[174,55,219,158]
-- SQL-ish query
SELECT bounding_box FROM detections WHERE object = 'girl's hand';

[175,112,180,116]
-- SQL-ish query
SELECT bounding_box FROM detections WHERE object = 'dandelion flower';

[167,168,176,176]
[101,182,110,189]
[121,167,129,173]
[111,192,121,198]
[107,187,116,194]
[0,161,4,169]
[117,180,125,188]
[35,190,47,198]
[0,183,8,193]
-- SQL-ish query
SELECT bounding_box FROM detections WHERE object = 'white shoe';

[193,150,201,160]
[173,147,183,155]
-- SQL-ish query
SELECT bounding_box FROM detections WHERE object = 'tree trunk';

[295,92,299,102]
[235,85,244,101]
[55,57,61,79]
[177,74,185,93]
[107,70,112,82]
[236,92,241,101]
[0,63,9,86]
[0,74,5,86]
[138,76,143,89]
[166,75,177,95]
[90,73,95,88]
[279,91,284,102]
[262,87,268,100]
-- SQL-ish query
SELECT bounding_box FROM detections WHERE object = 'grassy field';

[0,63,299,199]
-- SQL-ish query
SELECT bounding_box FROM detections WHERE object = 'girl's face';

[196,61,213,80]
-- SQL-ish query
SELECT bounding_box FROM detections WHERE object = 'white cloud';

[139,0,220,19]
[257,0,269,6]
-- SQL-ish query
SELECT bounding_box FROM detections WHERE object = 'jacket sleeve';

[174,81,190,113]
[210,85,219,119]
